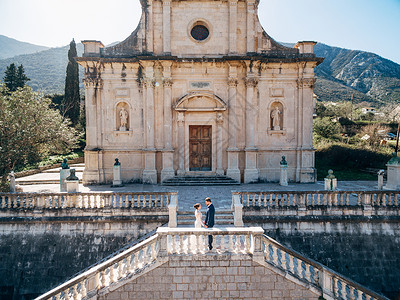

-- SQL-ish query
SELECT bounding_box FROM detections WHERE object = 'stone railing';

[232,190,400,225]
[36,233,160,300]
[0,192,177,210]
[36,227,388,300]
[234,190,400,208]
[261,235,389,300]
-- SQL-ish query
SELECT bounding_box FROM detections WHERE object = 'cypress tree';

[3,63,17,92]
[16,65,30,88]
[63,39,80,125]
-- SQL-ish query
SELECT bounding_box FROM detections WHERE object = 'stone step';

[163,176,239,186]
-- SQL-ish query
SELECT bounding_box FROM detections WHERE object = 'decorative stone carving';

[297,78,316,89]
[163,78,173,87]
[244,77,258,87]
[271,107,281,130]
[228,77,238,87]
[119,108,129,131]
[143,78,155,88]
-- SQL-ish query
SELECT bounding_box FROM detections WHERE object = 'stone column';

[161,62,175,182]
[177,112,185,176]
[142,62,157,184]
[162,0,171,54]
[246,0,255,53]
[229,0,238,54]
[226,75,241,182]
[244,75,259,183]
[216,112,224,175]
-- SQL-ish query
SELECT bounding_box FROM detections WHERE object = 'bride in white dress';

[194,203,203,228]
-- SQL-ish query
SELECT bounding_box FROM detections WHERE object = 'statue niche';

[116,102,130,131]
[270,102,283,131]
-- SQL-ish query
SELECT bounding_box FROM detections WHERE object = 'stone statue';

[119,108,128,131]
[271,107,281,130]
[61,158,70,169]
[66,169,79,181]
[280,156,287,166]
[388,152,400,165]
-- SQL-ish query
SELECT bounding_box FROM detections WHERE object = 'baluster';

[109,264,115,283]
[133,253,139,271]
[247,193,250,206]
[228,235,234,252]
[315,193,320,205]
[297,259,303,278]
[281,251,287,270]
[288,254,295,274]
[389,193,393,205]
[72,284,78,300]
[196,234,202,253]
[142,195,146,208]
[118,260,124,279]
[126,255,132,274]
[148,194,152,208]
[81,279,87,298]
[333,278,340,297]
[171,235,177,254]
[357,194,362,206]
[271,246,279,265]
[304,264,312,282]
[268,193,272,207]
[382,193,387,206]
[257,193,261,206]
[244,234,249,252]
[263,193,267,207]
[93,272,100,290]
[55,293,61,300]
[64,288,70,300]
[348,286,356,300]
[100,270,106,288]
[160,195,164,207]
[395,193,399,206]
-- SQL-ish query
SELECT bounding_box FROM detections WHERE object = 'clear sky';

[0,0,399,64]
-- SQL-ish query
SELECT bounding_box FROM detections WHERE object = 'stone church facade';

[76,0,323,184]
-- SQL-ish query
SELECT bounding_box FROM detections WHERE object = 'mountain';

[0,35,49,59]
[0,43,84,93]
[0,36,399,105]
[314,43,400,105]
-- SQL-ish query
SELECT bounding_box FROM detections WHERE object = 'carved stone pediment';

[174,92,227,112]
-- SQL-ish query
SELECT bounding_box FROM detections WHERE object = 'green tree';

[16,64,30,88]
[313,117,341,139]
[0,84,79,191]
[3,63,30,92]
[63,39,80,125]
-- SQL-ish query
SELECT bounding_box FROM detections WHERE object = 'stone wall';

[99,255,320,300]
[0,211,167,300]
[244,215,400,300]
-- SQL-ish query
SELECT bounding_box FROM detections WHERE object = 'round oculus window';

[190,25,209,41]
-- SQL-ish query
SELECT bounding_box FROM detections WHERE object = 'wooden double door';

[189,125,212,171]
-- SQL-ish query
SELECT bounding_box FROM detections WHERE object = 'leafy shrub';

[313,117,341,139]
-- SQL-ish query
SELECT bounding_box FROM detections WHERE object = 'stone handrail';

[234,190,400,208]
[36,227,388,300]
[0,192,177,210]
[261,235,389,300]
[156,227,264,255]
[36,233,160,300]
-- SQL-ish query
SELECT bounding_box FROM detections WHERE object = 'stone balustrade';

[36,234,160,300]
[261,234,388,300]
[36,227,388,300]
[233,190,400,208]
[0,192,177,210]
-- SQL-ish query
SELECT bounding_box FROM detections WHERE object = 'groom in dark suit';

[203,197,215,250]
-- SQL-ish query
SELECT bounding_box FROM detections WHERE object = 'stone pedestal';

[378,170,384,190]
[9,171,16,193]
[244,150,258,183]
[280,165,288,186]
[385,164,400,190]
[324,178,337,191]
[113,164,122,186]
[60,169,70,192]
[66,180,79,193]
[161,151,175,182]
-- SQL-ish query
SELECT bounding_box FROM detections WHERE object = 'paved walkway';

[15,165,382,210]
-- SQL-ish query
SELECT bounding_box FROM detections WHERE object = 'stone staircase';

[162,175,239,186]
[177,210,234,226]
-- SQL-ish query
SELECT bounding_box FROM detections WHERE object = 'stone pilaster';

[177,112,185,176]
[142,62,157,184]
[229,0,238,54]
[146,0,154,53]
[161,62,175,182]
[226,73,240,182]
[162,0,171,54]
[244,74,259,183]
[216,112,224,176]
[246,0,256,53]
